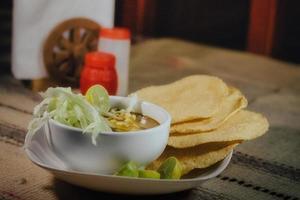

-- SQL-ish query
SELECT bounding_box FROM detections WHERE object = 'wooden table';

[1,39,299,200]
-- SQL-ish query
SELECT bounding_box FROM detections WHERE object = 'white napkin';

[12,0,115,79]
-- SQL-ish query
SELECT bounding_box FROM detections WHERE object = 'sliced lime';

[85,85,110,114]
[138,170,160,179]
[157,157,182,179]
[115,161,139,177]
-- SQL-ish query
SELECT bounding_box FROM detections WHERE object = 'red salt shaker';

[80,52,118,95]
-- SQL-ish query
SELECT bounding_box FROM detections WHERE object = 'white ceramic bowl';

[47,96,171,174]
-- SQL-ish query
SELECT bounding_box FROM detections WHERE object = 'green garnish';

[115,161,139,177]
[115,157,182,179]
[157,156,182,179]
[138,170,160,179]
[27,86,111,145]
[27,85,139,145]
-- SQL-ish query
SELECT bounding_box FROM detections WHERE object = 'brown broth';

[134,113,159,130]
[105,109,160,132]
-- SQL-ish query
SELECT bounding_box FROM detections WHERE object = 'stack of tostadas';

[135,75,269,175]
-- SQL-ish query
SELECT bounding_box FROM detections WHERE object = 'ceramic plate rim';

[25,146,233,183]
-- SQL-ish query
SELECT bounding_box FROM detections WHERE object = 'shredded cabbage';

[27,87,112,145]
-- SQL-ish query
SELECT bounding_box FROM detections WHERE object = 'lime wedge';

[115,161,139,177]
[157,157,182,179]
[85,85,110,113]
[138,170,160,179]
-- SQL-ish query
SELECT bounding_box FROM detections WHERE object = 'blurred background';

[1,0,300,76]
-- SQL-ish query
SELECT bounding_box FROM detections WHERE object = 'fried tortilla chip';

[147,142,238,175]
[168,110,269,148]
[135,75,229,123]
[171,87,248,133]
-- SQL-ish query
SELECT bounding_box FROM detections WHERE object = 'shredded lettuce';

[27,87,112,145]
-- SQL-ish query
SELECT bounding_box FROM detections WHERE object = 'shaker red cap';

[85,51,115,68]
[100,27,131,40]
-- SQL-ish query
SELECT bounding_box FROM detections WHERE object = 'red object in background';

[100,27,131,39]
[80,52,118,95]
[247,0,278,55]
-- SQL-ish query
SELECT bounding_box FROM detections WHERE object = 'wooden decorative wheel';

[43,18,101,86]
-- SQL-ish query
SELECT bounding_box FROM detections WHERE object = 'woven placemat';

[1,127,299,200]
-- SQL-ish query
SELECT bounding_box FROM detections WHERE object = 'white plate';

[24,125,232,195]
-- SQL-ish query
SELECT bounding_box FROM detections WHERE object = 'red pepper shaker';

[80,52,118,95]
